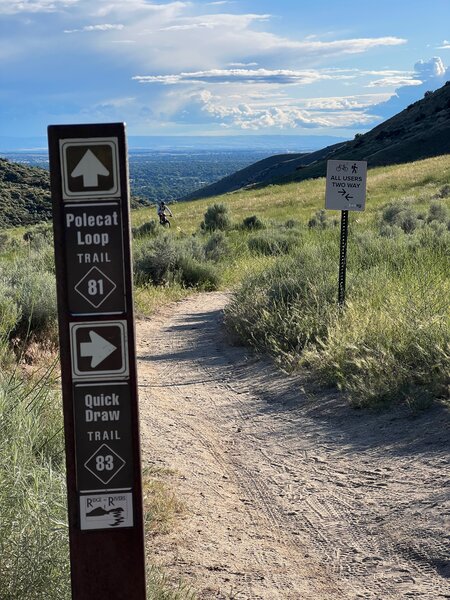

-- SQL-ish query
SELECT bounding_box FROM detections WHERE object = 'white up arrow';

[71,149,110,187]
[80,331,117,368]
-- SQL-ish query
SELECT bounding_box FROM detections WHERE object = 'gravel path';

[137,292,449,600]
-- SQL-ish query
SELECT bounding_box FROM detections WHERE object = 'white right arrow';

[71,149,110,187]
[80,331,117,368]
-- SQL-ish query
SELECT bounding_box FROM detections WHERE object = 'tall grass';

[0,359,70,600]
[225,223,450,407]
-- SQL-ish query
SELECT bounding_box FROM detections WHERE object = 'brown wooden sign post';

[48,123,146,599]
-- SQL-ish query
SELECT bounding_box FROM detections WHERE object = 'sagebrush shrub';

[247,231,296,256]
[242,215,265,230]
[204,231,229,262]
[132,220,158,238]
[201,203,231,231]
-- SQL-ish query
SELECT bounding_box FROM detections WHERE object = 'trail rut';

[137,292,449,600]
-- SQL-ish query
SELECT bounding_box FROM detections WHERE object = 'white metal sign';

[325,160,367,211]
[60,138,120,200]
[79,492,134,530]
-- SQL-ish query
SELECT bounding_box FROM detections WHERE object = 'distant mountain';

[183,81,450,200]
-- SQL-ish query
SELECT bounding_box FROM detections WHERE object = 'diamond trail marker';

[48,123,146,599]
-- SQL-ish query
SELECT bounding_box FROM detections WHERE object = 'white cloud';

[304,94,392,110]
[438,40,450,49]
[415,56,446,78]
[156,87,381,131]
[64,23,124,33]
[133,68,355,86]
[367,77,423,88]
[0,0,79,13]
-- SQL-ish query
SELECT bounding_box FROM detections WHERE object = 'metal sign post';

[325,159,367,306]
[48,123,146,599]
[338,210,349,306]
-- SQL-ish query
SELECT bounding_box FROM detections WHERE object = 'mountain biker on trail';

[156,200,173,226]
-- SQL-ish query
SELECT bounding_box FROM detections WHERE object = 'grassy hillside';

[133,154,450,408]
[186,82,450,200]
[0,158,52,227]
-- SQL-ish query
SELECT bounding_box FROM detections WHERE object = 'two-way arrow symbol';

[338,189,354,201]
[71,149,110,187]
[80,331,117,368]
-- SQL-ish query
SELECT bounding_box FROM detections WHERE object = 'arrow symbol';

[71,149,110,187]
[338,189,354,201]
[80,331,117,368]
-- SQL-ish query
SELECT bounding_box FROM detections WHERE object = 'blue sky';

[1,0,449,138]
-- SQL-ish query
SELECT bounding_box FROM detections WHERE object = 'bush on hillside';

[308,209,339,229]
[427,201,449,224]
[225,239,338,362]
[132,220,158,238]
[241,215,265,230]
[133,234,222,289]
[200,203,231,232]
[176,257,220,290]
[204,231,229,262]
[247,231,297,256]
[381,200,424,234]
[1,256,57,340]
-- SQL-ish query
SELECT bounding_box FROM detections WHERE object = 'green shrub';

[200,203,231,232]
[242,215,265,230]
[177,257,220,290]
[134,234,221,289]
[225,237,338,363]
[132,220,158,238]
[134,236,178,285]
[1,256,57,339]
[427,201,449,224]
[23,222,53,248]
[381,200,424,234]
[203,231,229,262]
[308,209,338,229]
[247,231,296,256]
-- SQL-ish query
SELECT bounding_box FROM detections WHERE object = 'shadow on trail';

[139,306,450,459]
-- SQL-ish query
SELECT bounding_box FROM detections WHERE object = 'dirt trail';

[136,292,449,600]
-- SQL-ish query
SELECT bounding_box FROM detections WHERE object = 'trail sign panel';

[70,321,129,379]
[48,122,146,599]
[325,160,367,211]
[64,202,126,315]
[74,382,133,492]
[60,137,120,199]
[80,492,133,530]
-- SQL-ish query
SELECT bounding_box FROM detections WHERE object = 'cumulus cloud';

[159,88,380,131]
[415,56,446,78]
[437,40,450,49]
[369,56,449,118]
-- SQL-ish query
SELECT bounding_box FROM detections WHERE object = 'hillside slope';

[0,157,150,229]
[184,81,450,201]
[0,158,52,228]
